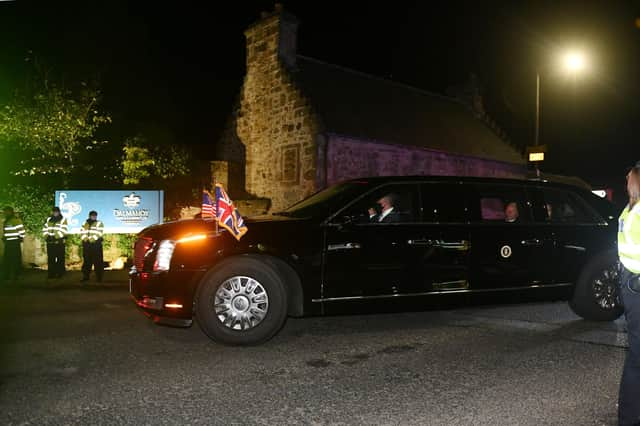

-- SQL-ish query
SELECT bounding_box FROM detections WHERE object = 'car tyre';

[195,256,288,345]
[569,250,623,321]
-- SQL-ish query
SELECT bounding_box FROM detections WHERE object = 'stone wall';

[217,7,319,212]
[325,134,525,185]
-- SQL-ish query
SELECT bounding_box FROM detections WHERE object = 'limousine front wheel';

[195,257,288,345]
[569,251,623,321]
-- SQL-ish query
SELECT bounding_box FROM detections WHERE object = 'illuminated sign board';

[54,190,164,234]
[526,145,547,163]
[528,152,545,162]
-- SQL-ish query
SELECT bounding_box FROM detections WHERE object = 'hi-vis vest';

[618,203,640,273]
[3,216,25,242]
[81,220,104,243]
[42,216,69,240]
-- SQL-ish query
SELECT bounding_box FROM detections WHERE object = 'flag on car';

[201,190,216,219]
[213,183,248,240]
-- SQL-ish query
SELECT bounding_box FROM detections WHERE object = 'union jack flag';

[214,183,248,240]
[201,190,215,219]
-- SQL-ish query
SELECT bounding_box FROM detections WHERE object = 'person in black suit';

[367,193,403,223]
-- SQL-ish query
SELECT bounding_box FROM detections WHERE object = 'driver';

[367,194,402,223]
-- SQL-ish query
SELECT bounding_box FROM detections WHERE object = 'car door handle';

[328,242,361,251]
[407,239,434,246]
[407,239,470,250]
[435,240,471,251]
[521,238,543,247]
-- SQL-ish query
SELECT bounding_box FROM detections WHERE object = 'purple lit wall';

[324,134,525,186]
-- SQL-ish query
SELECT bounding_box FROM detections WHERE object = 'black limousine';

[130,176,622,345]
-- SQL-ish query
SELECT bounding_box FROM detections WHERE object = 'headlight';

[154,240,176,271]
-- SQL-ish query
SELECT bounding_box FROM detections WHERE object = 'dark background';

[1,0,639,201]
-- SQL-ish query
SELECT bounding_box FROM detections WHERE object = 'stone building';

[214,4,525,214]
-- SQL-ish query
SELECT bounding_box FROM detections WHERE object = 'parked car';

[129,176,622,345]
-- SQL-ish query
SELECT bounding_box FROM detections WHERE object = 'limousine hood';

[139,215,311,241]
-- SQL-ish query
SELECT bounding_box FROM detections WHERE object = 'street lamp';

[562,50,587,73]
[533,49,589,176]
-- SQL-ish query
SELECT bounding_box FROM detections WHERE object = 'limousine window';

[540,188,602,224]
[338,183,419,224]
[281,181,366,218]
[469,184,532,223]
[421,183,468,223]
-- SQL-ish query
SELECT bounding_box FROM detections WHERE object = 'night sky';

[1,0,639,199]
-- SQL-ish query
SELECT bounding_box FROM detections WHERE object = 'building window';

[282,145,300,184]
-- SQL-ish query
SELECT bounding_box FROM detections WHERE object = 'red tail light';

[134,237,153,271]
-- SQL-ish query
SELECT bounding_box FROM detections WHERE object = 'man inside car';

[505,201,519,223]
[368,193,402,223]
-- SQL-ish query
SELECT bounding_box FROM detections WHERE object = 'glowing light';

[164,303,183,309]
[177,234,207,244]
[154,240,176,271]
[529,152,545,162]
[563,50,587,73]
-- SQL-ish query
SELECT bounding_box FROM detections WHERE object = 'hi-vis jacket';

[42,216,69,240]
[618,203,640,273]
[3,215,25,242]
[81,220,104,243]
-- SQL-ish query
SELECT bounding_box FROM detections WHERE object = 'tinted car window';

[281,182,368,218]
[539,188,602,224]
[468,184,532,223]
[336,183,419,224]
[421,182,469,223]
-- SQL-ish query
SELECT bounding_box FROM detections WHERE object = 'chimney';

[245,3,299,71]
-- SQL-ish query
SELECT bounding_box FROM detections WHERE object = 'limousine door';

[397,182,471,295]
[321,183,421,300]
[532,186,612,284]
[468,184,554,289]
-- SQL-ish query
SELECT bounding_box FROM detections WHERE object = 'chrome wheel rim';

[592,263,620,310]
[214,276,269,330]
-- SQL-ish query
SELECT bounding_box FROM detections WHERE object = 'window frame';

[531,186,606,225]
[419,181,471,224]
[327,182,422,226]
[466,183,535,225]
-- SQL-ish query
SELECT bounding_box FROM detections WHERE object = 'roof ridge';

[296,54,467,107]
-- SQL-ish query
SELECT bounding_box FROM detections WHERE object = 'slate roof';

[293,56,524,165]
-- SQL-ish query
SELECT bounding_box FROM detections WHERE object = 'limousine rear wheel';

[569,251,623,321]
[195,257,288,345]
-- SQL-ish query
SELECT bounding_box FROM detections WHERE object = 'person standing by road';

[42,206,68,279]
[617,162,640,426]
[80,210,104,283]
[2,206,25,282]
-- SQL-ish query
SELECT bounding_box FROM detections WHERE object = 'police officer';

[618,162,640,426]
[80,210,104,283]
[2,206,25,282]
[42,206,68,278]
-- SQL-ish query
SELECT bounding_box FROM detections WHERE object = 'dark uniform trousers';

[46,240,65,278]
[620,268,640,426]
[2,240,22,280]
[82,241,103,281]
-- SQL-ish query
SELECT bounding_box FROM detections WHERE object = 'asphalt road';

[0,271,629,425]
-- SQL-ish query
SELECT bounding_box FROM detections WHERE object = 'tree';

[122,134,191,185]
[0,81,111,182]
[0,59,112,232]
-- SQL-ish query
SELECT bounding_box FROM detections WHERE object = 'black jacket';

[370,210,403,223]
